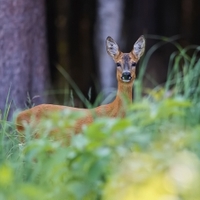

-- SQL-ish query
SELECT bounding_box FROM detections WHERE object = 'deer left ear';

[132,35,145,59]
[106,36,120,58]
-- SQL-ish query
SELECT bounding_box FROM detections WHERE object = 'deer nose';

[121,71,132,82]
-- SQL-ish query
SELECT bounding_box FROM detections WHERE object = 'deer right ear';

[106,36,120,58]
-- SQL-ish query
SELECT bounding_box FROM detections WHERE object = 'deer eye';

[116,63,121,67]
[132,62,136,67]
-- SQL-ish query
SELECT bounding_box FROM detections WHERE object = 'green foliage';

[1,43,200,199]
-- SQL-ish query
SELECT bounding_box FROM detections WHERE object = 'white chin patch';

[121,76,132,83]
[122,79,131,83]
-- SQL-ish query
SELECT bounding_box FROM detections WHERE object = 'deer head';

[106,35,145,84]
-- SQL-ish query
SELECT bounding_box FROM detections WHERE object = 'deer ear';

[106,36,120,58]
[132,35,145,59]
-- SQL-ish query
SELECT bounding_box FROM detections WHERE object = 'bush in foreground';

[1,43,200,199]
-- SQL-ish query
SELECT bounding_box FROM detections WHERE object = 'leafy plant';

[1,40,200,199]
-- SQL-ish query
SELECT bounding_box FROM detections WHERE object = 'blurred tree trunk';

[192,0,200,44]
[46,0,70,103]
[123,0,181,89]
[94,0,124,98]
[123,0,157,48]
[0,0,50,119]
[68,0,96,106]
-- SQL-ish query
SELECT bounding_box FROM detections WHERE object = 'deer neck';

[106,81,133,117]
[115,81,133,104]
[93,80,133,118]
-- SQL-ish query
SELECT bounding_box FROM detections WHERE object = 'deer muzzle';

[121,71,132,82]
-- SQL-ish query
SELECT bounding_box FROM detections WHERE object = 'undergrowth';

[1,39,200,200]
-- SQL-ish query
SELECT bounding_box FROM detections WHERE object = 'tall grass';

[1,39,200,199]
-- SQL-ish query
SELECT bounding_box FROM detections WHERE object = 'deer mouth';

[121,79,132,83]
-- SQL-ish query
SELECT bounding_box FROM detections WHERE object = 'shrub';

[1,42,200,199]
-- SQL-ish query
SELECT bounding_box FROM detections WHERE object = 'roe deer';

[16,36,145,139]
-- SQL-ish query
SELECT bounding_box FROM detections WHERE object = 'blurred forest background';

[0,0,200,118]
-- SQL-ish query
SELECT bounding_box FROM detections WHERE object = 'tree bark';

[94,0,124,98]
[0,0,50,119]
[68,0,96,106]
